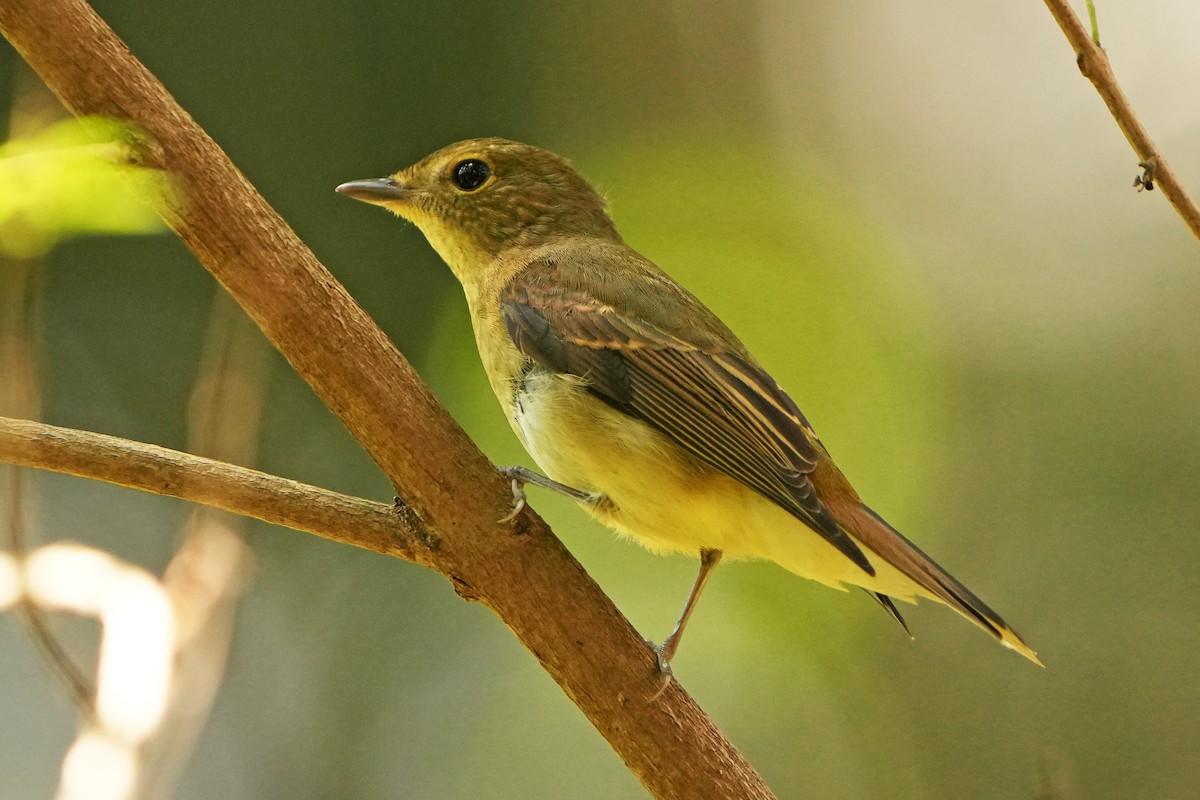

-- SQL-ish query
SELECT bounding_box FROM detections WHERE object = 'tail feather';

[848,504,1042,666]
[866,590,913,638]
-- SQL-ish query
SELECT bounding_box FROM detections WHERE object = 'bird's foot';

[496,471,528,524]
[648,639,676,700]
[496,465,591,523]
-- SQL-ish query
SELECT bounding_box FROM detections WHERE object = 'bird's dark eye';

[451,159,490,191]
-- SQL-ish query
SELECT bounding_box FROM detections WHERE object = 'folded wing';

[500,258,875,576]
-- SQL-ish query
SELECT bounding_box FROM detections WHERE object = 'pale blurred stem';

[0,258,96,717]
[7,470,96,715]
[0,2,774,796]
[137,294,269,800]
[1042,0,1200,243]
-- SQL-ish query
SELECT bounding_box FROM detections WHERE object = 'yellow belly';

[507,368,931,602]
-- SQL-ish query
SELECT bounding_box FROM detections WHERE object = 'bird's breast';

[507,366,731,553]
[509,367,609,493]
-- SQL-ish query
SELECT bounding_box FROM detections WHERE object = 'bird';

[336,137,1040,670]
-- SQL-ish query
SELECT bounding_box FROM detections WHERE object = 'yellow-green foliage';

[0,117,164,259]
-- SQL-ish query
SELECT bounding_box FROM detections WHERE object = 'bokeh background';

[3,1,1200,798]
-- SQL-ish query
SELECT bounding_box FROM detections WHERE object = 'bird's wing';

[499,260,874,576]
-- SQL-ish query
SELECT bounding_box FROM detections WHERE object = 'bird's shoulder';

[498,238,751,359]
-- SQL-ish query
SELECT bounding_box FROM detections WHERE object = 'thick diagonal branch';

[0,1,775,797]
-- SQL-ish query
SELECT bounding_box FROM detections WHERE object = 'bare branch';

[0,0,775,795]
[0,415,437,565]
[1043,0,1200,242]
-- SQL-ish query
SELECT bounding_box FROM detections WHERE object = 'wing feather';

[500,261,874,575]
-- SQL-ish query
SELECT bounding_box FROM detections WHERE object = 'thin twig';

[1042,0,1200,242]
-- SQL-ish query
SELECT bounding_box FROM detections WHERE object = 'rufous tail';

[850,504,1042,666]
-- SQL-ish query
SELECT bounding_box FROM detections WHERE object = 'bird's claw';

[652,642,673,677]
[497,476,527,524]
[648,640,675,700]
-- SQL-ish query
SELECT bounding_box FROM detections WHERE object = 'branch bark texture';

[0,1,775,797]
[0,416,434,565]
[1043,0,1200,242]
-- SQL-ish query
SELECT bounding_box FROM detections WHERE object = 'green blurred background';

[3,1,1200,798]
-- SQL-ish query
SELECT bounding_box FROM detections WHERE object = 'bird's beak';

[335,177,410,206]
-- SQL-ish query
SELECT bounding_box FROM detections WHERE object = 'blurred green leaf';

[0,117,165,258]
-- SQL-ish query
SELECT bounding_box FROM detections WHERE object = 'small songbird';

[337,138,1040,669]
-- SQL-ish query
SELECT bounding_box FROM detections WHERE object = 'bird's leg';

[497,465,592,523]
[653,548,724,676]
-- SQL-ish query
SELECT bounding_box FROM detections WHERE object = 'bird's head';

[338,138,621,284]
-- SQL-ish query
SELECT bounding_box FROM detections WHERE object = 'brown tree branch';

[1043,0,1200,242]
[0,415,438,565]
[0,1,775,797]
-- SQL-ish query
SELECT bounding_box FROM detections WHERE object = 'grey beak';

[335,178,409,204]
